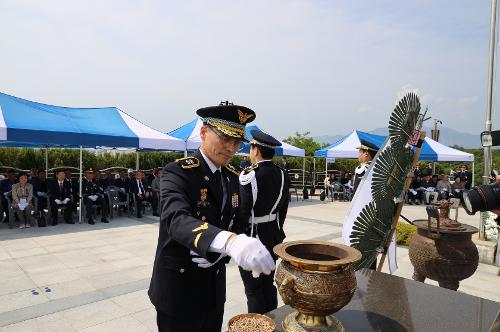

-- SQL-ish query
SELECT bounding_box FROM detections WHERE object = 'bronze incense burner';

[409,199,479,290]
[273,241,361,332]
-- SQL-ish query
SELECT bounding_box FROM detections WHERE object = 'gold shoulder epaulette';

[224,164,240,176]
[243,164,259,174]
[176,157,200,169]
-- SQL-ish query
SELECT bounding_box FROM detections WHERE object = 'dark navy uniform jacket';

[235,160,290,260]
[82,178,103,197]
[148,150,240,316]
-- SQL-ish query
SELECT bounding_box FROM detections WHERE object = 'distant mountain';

[315,126,481,148]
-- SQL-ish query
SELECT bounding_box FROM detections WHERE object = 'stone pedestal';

[473,234,497,265]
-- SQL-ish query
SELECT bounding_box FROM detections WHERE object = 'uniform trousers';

[238,267,278,314]
[156,306,224,332]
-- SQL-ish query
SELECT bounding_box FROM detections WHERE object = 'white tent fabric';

[0,92,185,151]
[314,130,474,162]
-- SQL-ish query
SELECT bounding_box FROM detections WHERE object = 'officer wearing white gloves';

[148,102,274,332]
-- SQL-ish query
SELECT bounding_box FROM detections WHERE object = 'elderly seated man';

[49,170,73,225]
[130,171,152,218]
[11,173,34,228]
[436,174,452,200]
[450,175,465,199]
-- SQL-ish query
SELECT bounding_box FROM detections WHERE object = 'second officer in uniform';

[82,169,109,224]
[236,129,290,314]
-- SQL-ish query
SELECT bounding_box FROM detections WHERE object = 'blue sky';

[0,0,497,139]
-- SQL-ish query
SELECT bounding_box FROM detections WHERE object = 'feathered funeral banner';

[342,92,422,273]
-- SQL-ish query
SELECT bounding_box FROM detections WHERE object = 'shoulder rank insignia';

[224,164,240,176]
[243,163,258,175]
[176,157,200,169]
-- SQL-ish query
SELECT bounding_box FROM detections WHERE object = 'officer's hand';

[225,234,275,276]
[189,250,212,269]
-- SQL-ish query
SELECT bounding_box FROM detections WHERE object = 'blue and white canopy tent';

[169,120,307,187]
[238,125,306,158]
[168,118,204,152]
[0,91,185,222]
[0,92,185,151]
[314,130,475,183]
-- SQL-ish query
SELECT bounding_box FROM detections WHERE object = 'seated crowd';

[407,164,471,205]
[0,167,162,229]
[323,170,354,201]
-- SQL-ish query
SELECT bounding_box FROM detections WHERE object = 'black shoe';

[101,218,109,223]
[137,214,143,218]
[65,220,75,224]
[153,213,160,217]
[408,200,413,205]
[88,219,95,225]
[51,221,58,226]
[415,200,421,205]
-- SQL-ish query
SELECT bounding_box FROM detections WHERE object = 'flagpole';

[480,0,498,240]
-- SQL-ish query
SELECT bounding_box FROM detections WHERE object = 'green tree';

[283,131,328,156]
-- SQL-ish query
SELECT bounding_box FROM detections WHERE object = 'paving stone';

[78,315,150,332]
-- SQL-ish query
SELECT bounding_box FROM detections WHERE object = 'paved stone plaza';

[0,198,498,331]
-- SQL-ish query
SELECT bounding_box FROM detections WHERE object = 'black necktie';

[59,182,63,192]
[213,170,223,206]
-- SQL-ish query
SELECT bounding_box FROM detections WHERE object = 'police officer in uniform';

[236,130,290,314]
[352,139,379,270]
[352,139,379,194]
[148,102,276,332]
[82,169,109,224]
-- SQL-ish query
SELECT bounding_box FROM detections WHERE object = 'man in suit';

[236,130,290,314]
[148,102,275,332]
[130,171,151,218]
[49,170,73,225]
[82,169,109,225]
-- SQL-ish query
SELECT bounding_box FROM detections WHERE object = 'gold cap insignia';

[238,109,254,124]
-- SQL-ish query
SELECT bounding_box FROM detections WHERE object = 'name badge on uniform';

[231,193,239,208]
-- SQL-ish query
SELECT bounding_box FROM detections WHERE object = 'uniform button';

[201,216,206,221]
[197,211,200,216]
[216,269,219,275]
[179,268,185,273]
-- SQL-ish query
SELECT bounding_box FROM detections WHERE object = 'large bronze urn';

[274,240,361,332]
[409,200,479,291]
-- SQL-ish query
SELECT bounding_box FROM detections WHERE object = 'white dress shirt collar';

[199,149,221,174]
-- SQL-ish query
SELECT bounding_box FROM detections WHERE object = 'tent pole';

[45,147,48,173]
[79,146,83,224]
[136,150,140,171]
[472,161,475,187]
[184,149,187,158]
[325,157,328,175]
[302,158,305,190]
[313,158,316,188]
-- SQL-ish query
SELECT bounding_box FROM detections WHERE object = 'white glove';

[225,234,275,277]
[190,250,213,269]
[63,198,70,204]
[54,199,62,204]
